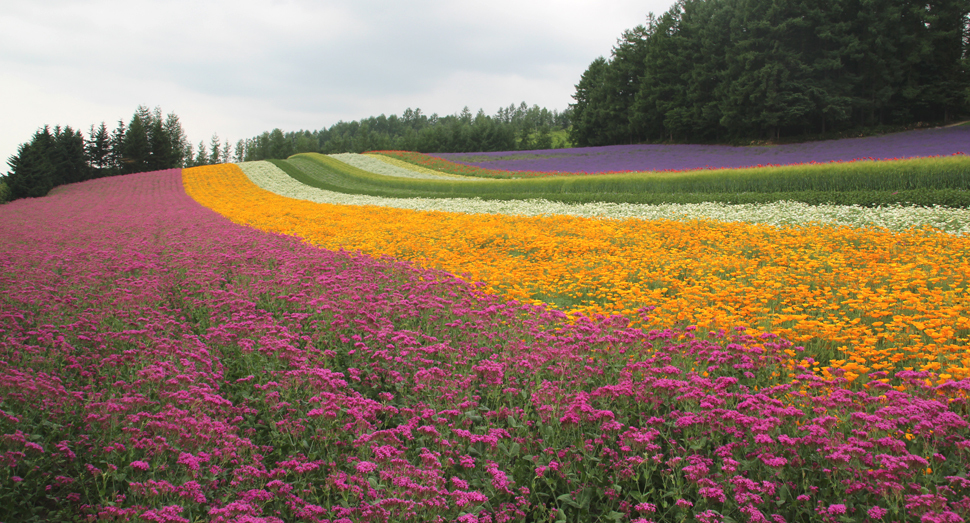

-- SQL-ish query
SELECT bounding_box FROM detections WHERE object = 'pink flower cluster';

[1,169,969,522]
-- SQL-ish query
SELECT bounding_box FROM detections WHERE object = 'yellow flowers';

[184,164,970,385]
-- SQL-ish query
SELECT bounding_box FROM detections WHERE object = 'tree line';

[571,0,970,146]
[236,102,572,162]
[2,106,235,201]
[1,102,572,202]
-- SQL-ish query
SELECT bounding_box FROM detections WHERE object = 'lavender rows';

[2,171,970,522]
[438,126,970,173]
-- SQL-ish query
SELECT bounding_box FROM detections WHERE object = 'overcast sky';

[1,0,676,166]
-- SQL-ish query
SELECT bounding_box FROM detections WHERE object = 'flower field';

[286,151,970,209]
[189,162,970,387]
[329,154,476,181]
[2,156,970,522]
[435,126,970,174]
[240,160,970,234]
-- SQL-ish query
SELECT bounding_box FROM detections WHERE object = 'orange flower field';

[184,163,970,386]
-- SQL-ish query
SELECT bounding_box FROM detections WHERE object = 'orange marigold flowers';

[184,163,970,386]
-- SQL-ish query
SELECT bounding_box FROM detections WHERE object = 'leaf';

[557,493,581,508]
[689,437,709,451]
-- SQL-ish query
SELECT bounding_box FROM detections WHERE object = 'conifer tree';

[122,111,150,174]
[109,120,127,174]
[87,122,111,174]
[147,108,172,171]
[194,141,208,167]
[52,125,89,184]
[163,113,189,167]
[5,130,56,199]
[208,134,222,165]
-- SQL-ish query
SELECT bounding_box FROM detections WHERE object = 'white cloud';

[0,0,675,166]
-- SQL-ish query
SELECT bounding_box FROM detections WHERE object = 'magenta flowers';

[1,170,970,522]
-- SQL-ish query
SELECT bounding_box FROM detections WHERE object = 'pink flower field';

[2,170,970,522]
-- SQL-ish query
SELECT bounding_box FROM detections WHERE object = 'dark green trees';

[4,106,194,201]
[120,106,190,174]
[5,126,91,200]
[573,0,970,144]
[122,109,151,174]
[238,103,570,161]
[87,122,112,175]
[6,129,56,200]
[571,57,613,147]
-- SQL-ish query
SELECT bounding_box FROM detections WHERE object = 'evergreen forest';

[235,103,572,162]
[570,0,970,146]
[3,106,235,202]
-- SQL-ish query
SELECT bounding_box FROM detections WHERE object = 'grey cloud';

[0,0,674,164]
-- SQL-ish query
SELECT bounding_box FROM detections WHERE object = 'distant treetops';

[571,0,970,146]
[3,106,232,201]
[236,103,573,162]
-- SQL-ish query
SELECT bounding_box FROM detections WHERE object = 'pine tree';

[208,134,222,165]
[6,130,56,199]
[222,138,233,164]
[52,126,89,184]
[163,112,189,167]
[147,107,172,171]
[570,57,612,146]
[194,141,208,167]
[109,120,127,174]
[87,122,112,175]
[122,110,150,173]
[268,129,293,159]
[234,139,246,163]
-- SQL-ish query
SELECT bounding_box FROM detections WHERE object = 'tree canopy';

[238,103,572,161]
[571,0,970,146]
[3,106,192,201]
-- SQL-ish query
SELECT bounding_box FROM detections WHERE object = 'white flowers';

[329,153,483,181]
[238,161,970,235]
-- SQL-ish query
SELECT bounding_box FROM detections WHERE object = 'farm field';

[189,162,970,388]
[3,134,970,522]
[435,125,970,174]
[241,160,970,233]
[278,150,970,208]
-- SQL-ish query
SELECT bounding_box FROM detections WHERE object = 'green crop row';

[276,153,970,208]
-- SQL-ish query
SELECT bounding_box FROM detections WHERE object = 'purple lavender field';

[438,125,970,173]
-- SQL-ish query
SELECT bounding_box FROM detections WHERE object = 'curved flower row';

[328,153,482,181]
[242,160,970,234]
[5,167,970,521]
[363,152,474,178]
[370,149,970,179]
[438,125,970,173]
[189,162,970,386]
